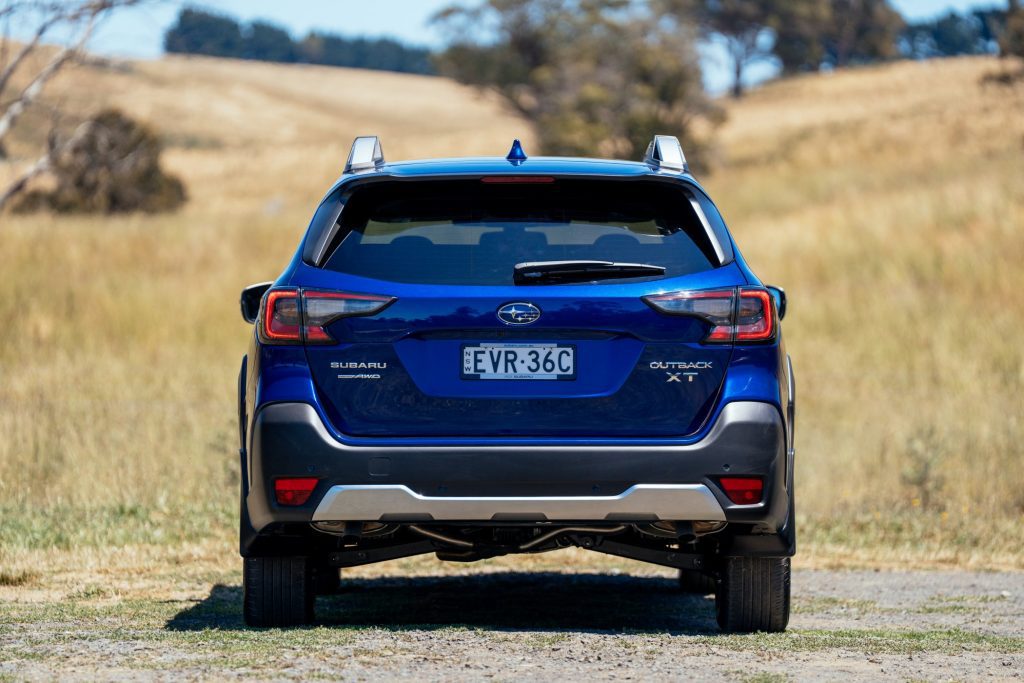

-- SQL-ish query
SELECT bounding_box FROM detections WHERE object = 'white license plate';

[461,343,576,380]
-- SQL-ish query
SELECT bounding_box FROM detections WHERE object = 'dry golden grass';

[706,57,1024,528]
[0,53,1022,572]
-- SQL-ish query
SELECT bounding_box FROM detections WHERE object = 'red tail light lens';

[719,476,763,505]
[642,287,775,344]
[257,288,395,345]
[735,289,774,342]
[259,289,301,343]
[643,289,735,342]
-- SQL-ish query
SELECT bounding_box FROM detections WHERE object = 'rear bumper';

[312,483,727,523]
[245,400,791,542]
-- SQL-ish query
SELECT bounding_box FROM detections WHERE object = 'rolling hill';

[1,52,1022,569]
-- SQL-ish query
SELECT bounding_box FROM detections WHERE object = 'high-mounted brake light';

[480,176,556,184]
[719,477,763,505]
[257,288,395,345]
[642,287,775,344]
[274,477,318,506]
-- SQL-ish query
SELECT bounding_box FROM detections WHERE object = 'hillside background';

[0,51,1022,577]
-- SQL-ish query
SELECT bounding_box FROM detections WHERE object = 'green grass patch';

[4,595,1023,659]
[917,593,1010,614]
[792,596,880,614]
[0,502,233,551]
[740,673,789,683]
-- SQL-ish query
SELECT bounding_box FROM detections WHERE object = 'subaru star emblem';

[497,302,541,325]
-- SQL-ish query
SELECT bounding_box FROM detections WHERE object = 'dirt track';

[2,566,1023,681]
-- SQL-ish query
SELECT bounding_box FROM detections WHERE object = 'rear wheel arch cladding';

[785,353,795,488]
[238,355,248,452]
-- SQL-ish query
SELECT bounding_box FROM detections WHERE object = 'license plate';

[461,343,576,380]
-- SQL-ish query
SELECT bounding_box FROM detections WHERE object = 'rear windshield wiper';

[513,260,666,285]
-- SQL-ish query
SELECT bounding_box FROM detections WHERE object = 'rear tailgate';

[301,177,742,437]
[304,282,737,437]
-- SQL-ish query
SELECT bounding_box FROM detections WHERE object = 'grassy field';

[1,52,1023,581]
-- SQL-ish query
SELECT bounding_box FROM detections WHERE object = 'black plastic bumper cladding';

[243,401,791,557]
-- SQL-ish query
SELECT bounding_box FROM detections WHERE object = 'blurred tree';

[433,0,720,168]
[823,0,904,67]
[243,21,296,63]
[0,0,147,212]
[163,8,433,74]
[693,0,777,97]
[902,11,994,58]
[973,7,1008,48]
[12,109,185,214]
[1002,0,1024,59]
[163,8,243,58]
[298,33,433,74]
[930,12,987,54]
[765,0,831,74]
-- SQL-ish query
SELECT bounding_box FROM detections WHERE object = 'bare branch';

[0,117,92,211]
[0,0,149,212]
[0,1,139,101]
[0,10,97,146]
[0,11,63,101]
[0,148,49,210]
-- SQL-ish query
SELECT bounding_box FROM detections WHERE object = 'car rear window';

[321,179,730,285]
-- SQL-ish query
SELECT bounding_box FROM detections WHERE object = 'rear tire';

[678,568,716,594]
[715,557,790,633]
[243,556,314,627]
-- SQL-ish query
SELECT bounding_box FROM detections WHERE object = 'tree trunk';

[731,47,745,98]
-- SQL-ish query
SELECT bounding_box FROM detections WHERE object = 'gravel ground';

[2,568,1023,681]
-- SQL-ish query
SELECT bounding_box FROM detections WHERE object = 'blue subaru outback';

[238,135,795,631]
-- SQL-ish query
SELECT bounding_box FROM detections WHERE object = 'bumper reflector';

[274,477,319,506]
[719,477,763,505]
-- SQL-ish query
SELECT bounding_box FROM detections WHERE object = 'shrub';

[15,109,186,214]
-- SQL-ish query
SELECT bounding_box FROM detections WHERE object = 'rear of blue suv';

[238,136,795,631]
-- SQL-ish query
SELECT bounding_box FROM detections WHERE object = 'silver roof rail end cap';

[643,135,687,173]
[345,135,385,174]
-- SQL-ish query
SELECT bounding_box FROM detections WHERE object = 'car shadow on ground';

[166,572,718,634]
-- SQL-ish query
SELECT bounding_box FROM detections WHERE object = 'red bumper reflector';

[274,477,319,506]
[719,477,763,505]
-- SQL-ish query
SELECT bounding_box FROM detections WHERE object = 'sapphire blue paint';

[244,153,788,447]
[506,138,528,163]
[237,147,798,634]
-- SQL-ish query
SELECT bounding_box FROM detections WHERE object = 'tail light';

[302,290,396,343]
[735,289,774,342]
[257,288,395,345]
[274,477,319,506]
[643,287,775,344]
[260,289,301,344]
[719,476,763,505]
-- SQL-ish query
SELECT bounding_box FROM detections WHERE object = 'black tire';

[243,556,314,627]
[678,568,717,594]
[715,557,790,633]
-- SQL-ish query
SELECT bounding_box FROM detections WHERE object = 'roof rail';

[643,135,688,173]
[344,135,385,174]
